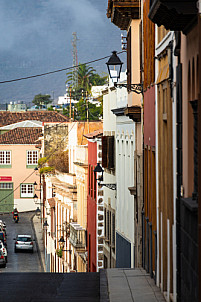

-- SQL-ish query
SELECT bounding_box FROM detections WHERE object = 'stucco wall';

[0,144,40,212]
[87,140,97,272]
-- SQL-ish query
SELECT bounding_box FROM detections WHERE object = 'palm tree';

[66,63,95,93]
[77,64,95,93]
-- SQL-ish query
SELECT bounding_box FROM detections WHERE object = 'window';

[21,184,34,198]
[112,213,115,247]
[0,151,11,165]
[27,151,38,165]
[52,185,56,197]
[102,136,115,169]
[0,183,13,189]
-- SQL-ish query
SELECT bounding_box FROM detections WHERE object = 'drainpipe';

[174,30,182,301]
[198,10,201,302]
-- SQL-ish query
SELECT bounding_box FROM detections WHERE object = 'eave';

[107,0,141,30]
[111,107,127,116]
[148,0,198,35]
[124,105,141,122]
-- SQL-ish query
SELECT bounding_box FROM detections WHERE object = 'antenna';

[72,32,78,88]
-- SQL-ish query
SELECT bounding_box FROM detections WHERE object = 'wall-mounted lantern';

[106,51,143,94]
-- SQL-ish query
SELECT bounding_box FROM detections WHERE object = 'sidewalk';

[31,214,166,301]
[106,268,166,302]
[31,214,46,272]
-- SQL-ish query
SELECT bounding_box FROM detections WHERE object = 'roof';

[0,120,42,130]
[0,127,42,145]
[83,130,103,139]
[0,111,69,127]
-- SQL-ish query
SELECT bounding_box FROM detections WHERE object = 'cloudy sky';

[0,0,126,103]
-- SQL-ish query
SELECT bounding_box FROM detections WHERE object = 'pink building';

[0,111,69,213]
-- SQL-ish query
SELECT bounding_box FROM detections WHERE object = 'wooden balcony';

[107,0,141,30]
[148,0,198,34]
[69,222,86,251]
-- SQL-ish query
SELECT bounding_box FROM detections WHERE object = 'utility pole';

[86,91,89,132]
[69,87,72,120]
[72,32,78,88]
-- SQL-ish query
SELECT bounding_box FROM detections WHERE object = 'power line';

[0,51,125,84]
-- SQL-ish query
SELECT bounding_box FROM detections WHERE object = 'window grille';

[0,151,11,165]
[21,184,34,198]
[27,151,38,165]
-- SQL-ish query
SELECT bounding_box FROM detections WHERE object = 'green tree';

[74,98,102,121]
[32,94,52,109]
[66,63,108,101]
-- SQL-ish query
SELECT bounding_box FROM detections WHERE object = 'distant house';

[7,102,27,112]
[0,111,69,212]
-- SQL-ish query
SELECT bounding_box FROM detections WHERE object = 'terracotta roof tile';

[84,129,103,139]
[0,111,69,127]
[0,127,42,145]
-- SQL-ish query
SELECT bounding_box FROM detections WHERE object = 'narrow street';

[0,212,42,273]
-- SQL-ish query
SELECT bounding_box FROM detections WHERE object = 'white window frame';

[21,184,34,198]
[27,151,38,165]
[0,151,11,165]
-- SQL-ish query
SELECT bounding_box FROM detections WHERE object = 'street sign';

[0,176,12,181]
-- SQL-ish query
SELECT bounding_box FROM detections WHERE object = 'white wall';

[116,118,135,249]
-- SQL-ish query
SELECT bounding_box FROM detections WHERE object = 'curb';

[31,213,45,272]
[100,269,110,302]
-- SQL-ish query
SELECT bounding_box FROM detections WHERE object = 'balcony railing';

[69,222,86,250]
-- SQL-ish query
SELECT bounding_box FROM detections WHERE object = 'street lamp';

[35,207,41,216]
[93,163,103,181]
[106,51,143,94]
[58,236,72,253]
[94,163,116,191]
[106,51,123,83]
[43,220,49,229]
[34,194,38,203]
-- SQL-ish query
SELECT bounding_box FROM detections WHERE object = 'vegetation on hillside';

[65,63,107,121]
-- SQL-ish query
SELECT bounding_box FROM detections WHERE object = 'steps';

[0,272,100,302]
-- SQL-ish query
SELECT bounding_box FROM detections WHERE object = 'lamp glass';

[106,51,123,83]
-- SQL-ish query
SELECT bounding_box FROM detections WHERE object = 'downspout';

[174,31,182,302]
[198,10,201,302]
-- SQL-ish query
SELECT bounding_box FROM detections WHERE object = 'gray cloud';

[0,0,124,103]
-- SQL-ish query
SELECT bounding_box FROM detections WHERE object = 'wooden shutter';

[91,166,93,197]
[102,136,108,168]
[127,27,131,91]
[104,208,107,237]
[108,136,114,169]
[112,213,115,246]
[88,164,91,195]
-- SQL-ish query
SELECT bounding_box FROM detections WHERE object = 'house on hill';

[0,111,69,212]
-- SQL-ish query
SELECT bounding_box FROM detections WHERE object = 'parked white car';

[0,240,7,262]
[14,235,34,253]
